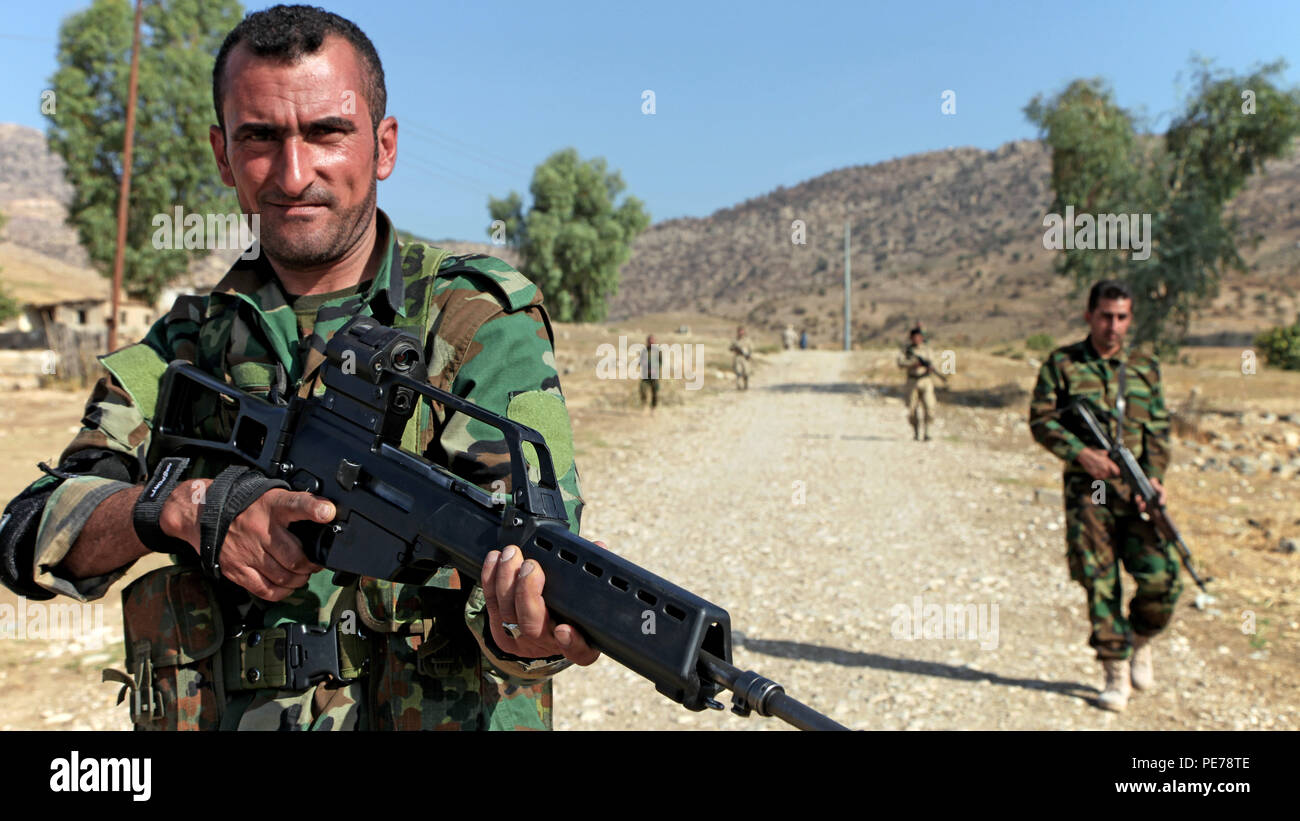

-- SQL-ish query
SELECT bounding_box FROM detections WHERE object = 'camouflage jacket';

[637,343,662,380]
[17,210,585,730]
[1028,336,1171,485]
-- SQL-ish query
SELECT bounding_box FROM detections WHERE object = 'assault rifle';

[906,347,948,385]
[149,317,847,731]
[1071,399,1211,592]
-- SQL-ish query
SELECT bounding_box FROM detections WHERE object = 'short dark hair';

[213,5,386,135]
[1087,279,1134,312]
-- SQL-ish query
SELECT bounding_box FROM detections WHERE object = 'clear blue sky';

[2,0,1298,242]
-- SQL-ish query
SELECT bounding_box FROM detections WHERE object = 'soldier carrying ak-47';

[730,326,753,390]
[896,325,943,441]
[1028,280,1184,713]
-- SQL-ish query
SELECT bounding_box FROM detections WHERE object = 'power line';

[402,117,531,174]
[400,117,532,178]
[401,151,500,190]
[400,156,500,198]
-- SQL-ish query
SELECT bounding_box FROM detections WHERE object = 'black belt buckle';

[283,623,348,689]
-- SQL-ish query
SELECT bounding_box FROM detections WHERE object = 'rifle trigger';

[336,459,362,491]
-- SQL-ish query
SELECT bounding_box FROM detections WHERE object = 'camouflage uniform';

[638,344,660,408]
[5,210,585,730]
[1028,337,1182,661]
[896,343,938,437]
[729,339,752,390]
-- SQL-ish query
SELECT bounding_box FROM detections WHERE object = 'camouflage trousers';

[906,377,937,430]
[1063,475,1183,660]
[639,378,659,408]
[733,357,750,390]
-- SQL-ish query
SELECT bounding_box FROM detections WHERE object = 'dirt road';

[553,349,1296,730]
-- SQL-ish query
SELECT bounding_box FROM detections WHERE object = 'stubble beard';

[257,177,377,270]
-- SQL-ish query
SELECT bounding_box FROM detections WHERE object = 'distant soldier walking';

[1028,280,1182,712]
[638,333,660,411]
[730,326,752,390]
[896,325,940,441]
[782,324,798,350]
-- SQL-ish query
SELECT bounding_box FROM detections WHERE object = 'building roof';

[0,241,148,307]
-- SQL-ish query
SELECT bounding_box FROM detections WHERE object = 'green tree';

[489,148,650,322]
[487,191,526,250]
[46,0,243,305]
[1025,60,1300,354]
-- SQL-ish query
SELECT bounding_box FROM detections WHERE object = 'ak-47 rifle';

[1070,399,1211,592]
[907,347,948,385]
[149,317,847,731]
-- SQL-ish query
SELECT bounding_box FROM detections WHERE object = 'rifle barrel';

[699,651,850,731]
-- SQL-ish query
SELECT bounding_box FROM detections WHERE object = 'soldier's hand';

[162,480,328,601]
[1136,477,1167,513]
[481,542,603,666]
[1077,447,1121,481]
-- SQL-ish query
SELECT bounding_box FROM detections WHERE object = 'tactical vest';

[99,243,556,731]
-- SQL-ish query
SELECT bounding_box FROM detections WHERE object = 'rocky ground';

[0,345,1295,731]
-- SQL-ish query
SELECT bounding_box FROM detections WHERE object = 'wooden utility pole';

[843,220,852,351]
[108,0,144,353]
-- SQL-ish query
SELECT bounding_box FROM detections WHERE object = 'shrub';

[1255,316,1300,371]
[1025,333,1055,352]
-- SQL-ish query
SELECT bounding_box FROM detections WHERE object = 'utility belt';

[107,565,476,730]
[222,622,368,693]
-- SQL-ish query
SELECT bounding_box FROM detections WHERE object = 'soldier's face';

[1084,297,1132,352]
[210,36,397,269]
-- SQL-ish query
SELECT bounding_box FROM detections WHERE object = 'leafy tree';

[489,148,650,322]
[45,0,243,305]
[487,191,526,251]
[1025,59,1300,354]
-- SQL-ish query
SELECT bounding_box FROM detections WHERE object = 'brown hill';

[609,139,1300,348]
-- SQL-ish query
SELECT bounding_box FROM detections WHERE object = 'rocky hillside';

[610,139,1300,347]
[0,123,89,268]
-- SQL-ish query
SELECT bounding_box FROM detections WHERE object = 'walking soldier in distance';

[638,333,660,411]
[729,326,752,390]
[896,325,940,441]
